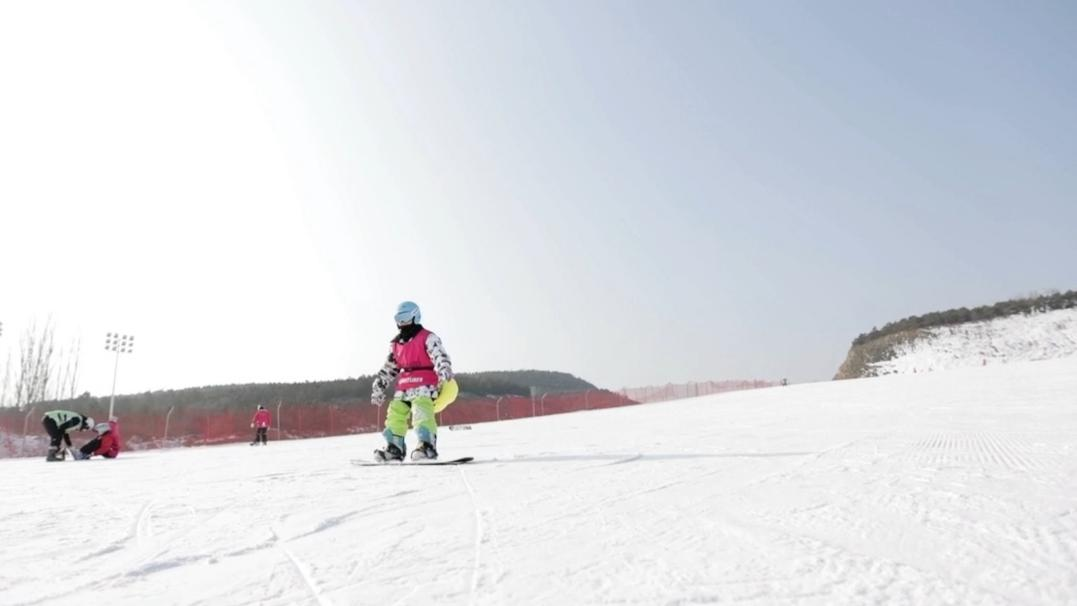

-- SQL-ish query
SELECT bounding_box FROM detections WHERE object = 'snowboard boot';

[45,447,62,462]
[373,442,405,463]
[411,441,438,461]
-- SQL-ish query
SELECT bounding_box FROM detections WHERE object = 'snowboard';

[351,456,474,467]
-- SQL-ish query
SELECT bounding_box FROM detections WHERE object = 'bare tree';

[14,318,56,410]
[50,336,82,402]
[10,319,83,410]
[0,352,12,408]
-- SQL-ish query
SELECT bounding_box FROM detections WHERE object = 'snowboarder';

[370,301,454,462]
[250,405,271,445]
[72,421,121,460]
[41,410,93,461]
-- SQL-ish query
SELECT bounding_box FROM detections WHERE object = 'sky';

[1,1,1076,397]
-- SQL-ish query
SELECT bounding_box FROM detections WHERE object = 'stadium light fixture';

[105,332,135,419]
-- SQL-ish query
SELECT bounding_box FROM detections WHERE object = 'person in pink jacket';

[250,405,271,446]
[73,420,121,459]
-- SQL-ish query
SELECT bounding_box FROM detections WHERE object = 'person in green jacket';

[41,410,93,462]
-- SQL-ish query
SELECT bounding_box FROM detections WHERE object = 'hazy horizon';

[2,1,1075,397]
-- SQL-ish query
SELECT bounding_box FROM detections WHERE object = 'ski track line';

[602,453,643,467]
[17,499,236,606]
[130,501,201,566]
[341,523,423,588]
[471,470,509,593]
[565,452,645,471]
[387,585,420,606]
[134,498,157,546]
[281,545,333,606]
[334,489,439,590]
[271,521,334,606]
[458,466,485,606]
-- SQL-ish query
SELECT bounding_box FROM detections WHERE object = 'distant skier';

[73,421,121,460]
[250,405,271,445]
[41,410,94,462]
[370,301,454,461]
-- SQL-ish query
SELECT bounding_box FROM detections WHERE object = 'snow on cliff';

[869,307,1077,375]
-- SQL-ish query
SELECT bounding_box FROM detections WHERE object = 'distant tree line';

[852,290,1077,347]
[459,370,594,395]
[28,370,599,416]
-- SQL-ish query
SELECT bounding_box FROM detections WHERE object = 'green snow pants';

[383,395,436,447]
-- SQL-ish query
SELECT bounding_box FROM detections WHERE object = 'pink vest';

[393,328,439,390]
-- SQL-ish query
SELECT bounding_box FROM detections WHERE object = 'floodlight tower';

[105,332,135,419]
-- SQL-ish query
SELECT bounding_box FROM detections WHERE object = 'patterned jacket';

[372,324,453,401]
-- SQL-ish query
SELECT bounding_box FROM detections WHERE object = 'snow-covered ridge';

[869,307,1077,376]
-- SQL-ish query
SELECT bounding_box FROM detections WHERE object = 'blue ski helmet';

[394,301,421,326]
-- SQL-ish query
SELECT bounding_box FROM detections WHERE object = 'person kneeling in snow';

[73,420,121,460]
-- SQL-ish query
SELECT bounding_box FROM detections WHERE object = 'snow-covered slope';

[869,307,1077,376]
[3,357,1077,605]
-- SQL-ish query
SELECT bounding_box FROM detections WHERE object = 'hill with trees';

[836,290,1077,379]
[26,369,599,416]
